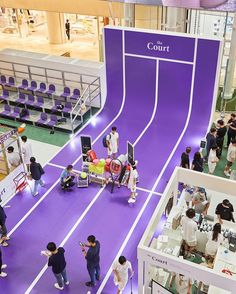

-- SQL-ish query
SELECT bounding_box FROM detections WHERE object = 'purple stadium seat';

[63,102,72,113]
[10,107,20,118]
[37,112,48,125]
[16,93,26,103]
[0,104,11,116]
[6,77,15,87]
[36,82,46,93]
[0,75,6,86]
[19,108,30,121]
[0,90,9,101]
[34,96,44,108]
[18,79,28,90]
[27,81,37,91]
[46,84,56,95]
[61,87,70,99]
[71,88,80,100]
[25,95,35,106]
[52,100,62,111]
[47,114,58,127]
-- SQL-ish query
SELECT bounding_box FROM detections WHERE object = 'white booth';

[138,167,236,294]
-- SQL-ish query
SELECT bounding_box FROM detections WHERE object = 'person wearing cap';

[7,146,21,169]
[128,160,139,204]
[215,199,235,224]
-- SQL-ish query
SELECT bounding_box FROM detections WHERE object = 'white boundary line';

[96,38,198,294]
[125,53,193,65]
[47,162,162,197]
[24,33,160,294]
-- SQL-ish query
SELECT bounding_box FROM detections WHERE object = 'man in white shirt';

[224,139,236,177]
[112,256,134,294]
[7,146,21,169]
[21,136,33,172]
[180,208,198,254]
[128,160,139,204]
[106,127,119,159]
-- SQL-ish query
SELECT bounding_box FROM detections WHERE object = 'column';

[135,5,159,29]
[223,16,236,99]
[46,12,66,44]
[124,3,135,27]
[166,7,186,32]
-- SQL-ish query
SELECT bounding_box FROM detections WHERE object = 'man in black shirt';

[215,199,235,224]
[46,242,69,290]
[65,19,70,40]
[81,235,100,287]
[180,147,191,169]
[216,120,227,158]
[0,205,9,247]
[227,113,236,147]
[29,157,45,196]
[205,128,217,160]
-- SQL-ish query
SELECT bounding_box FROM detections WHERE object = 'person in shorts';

[224,139,236,177]
[128,161,138,204]
[106,127,119,159]
[112,256,134,294]
[180,208,198,255]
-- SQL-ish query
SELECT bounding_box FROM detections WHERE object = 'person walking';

[216,119,227,158]
[224,139,236,177]
[128,160,139,204]
[45,242,69,290]
[205,128,217,160]
[29,157,45,196]
[106,126,119,159]
[0,248,7,278]
[180,147,191,169]
[0,205,10,247]
[227,113,236,147]
[21,136,33,173]
[112,256,134,294]
[81,235,100,287]
[65,19,70,40]
[191,152,203,172]
[208,145,218,174]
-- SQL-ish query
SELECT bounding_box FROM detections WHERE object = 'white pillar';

[46,12,66,44]
[124,3,135,27]
[165,7,186,32]
[223,16,236,99]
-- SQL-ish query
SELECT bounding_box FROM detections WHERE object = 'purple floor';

[0,29,220,294]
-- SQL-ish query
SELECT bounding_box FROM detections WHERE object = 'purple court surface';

[0,28,220,294]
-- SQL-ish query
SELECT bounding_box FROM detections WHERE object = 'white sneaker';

[54,283,64,290]
[41,181,45,187]
[65,281,70,285]
[5,236,10,241]
[128,197,136,204]
[1,242,9,247]
[33,192,39,196]
[1,264,7,269]
[224,172,230,177]
[0,272,7,278]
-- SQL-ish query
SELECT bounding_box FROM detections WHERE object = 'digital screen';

[102,0,236,12]
[80,136,92,161]
[127,141,134,164]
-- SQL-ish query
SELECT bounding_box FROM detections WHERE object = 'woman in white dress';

[128,161,139,204]
[205,223,224,259]
[208,145,219,174]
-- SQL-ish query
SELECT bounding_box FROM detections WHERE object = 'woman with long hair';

[192,152,204,172]
[205,223,224,258]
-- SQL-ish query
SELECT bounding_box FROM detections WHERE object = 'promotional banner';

[103,0,236,11]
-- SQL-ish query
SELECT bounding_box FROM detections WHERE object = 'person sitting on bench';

[60,165,76,190]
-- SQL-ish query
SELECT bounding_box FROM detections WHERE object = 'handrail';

[72,93,90,124]
[71,85,89,113]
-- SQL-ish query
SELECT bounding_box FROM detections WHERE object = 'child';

[208,146,218,174]
[128,161,138,204]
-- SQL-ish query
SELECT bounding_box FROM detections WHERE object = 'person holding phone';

[80,235,100,287]
[60,165,76,190]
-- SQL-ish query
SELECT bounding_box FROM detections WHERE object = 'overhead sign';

[103,0,236,12]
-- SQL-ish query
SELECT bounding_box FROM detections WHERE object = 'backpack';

[102,134,110,148]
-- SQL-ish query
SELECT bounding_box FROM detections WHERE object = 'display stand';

[13,171,29,193]
[138,167,236,294]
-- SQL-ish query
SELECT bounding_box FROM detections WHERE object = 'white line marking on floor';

[96,39,198,294]
[24,31,160,293]
[24,187,106,294]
